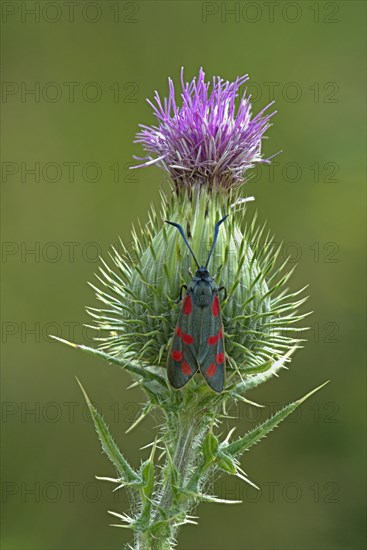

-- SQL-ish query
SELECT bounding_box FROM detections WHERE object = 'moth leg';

[176,284,188,303]
[218,286,227,300]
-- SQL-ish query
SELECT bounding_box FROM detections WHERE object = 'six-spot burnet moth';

[165,216,228,393]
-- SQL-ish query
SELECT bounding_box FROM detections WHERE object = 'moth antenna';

[205,215,228,269]
[165,221,200,269]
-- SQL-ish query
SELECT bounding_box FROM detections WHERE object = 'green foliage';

[222,381,329,458]
[57,338,328,548]
[76,378,139,485]
[56,187,328,548]
[87,190,308,377]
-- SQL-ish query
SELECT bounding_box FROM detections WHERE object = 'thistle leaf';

[202,430,219,464]
[51,336,167,387]
[140,457,155,499]
[76,378,139,484]
[232,346,298,393]
[223,381,329,458]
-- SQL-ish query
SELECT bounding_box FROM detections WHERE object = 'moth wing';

[199,295,225,393]
[167,293,198,389]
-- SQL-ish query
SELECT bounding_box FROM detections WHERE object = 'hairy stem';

[133,408,208,550]
[158,415,198,513]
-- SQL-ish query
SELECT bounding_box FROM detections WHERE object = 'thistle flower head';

[134,68,276,190]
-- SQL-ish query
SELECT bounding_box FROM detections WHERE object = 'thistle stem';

[133,409,208,550]
[159,414,198,510]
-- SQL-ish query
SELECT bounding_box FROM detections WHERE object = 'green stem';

[158,415,198,512]
[133,409,208,550]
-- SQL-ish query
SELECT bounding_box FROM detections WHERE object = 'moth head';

[195,266,210,279]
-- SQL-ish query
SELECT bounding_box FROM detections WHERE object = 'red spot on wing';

[176,326,194,345]
[206,363,217,378]
[212,295,220,317]
[181,362,191,375]
[208,335,217,345]
[171,350,183,362]
[182,333,194,344]
[183,295,192,315]
[208,327,224,346]
[216,352,225,364]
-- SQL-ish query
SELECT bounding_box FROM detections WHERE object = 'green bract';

[88,190,306,385]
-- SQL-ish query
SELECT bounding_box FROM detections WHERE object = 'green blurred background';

[1,1,366,549]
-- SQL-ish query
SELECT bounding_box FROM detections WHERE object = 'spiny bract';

[87,190,307,390]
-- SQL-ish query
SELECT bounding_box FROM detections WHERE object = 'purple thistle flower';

[133,68,276,190]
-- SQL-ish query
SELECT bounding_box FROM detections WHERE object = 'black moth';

[166,216,227,393]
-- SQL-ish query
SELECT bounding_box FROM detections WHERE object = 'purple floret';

[133,68,276,190]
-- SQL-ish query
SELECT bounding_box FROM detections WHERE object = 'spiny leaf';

[233,346,298,392]
[51,336,167,387]
[140,440,156,500]
[223,381,329,457]
[240,359,273,374]
[76,378,139,484]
